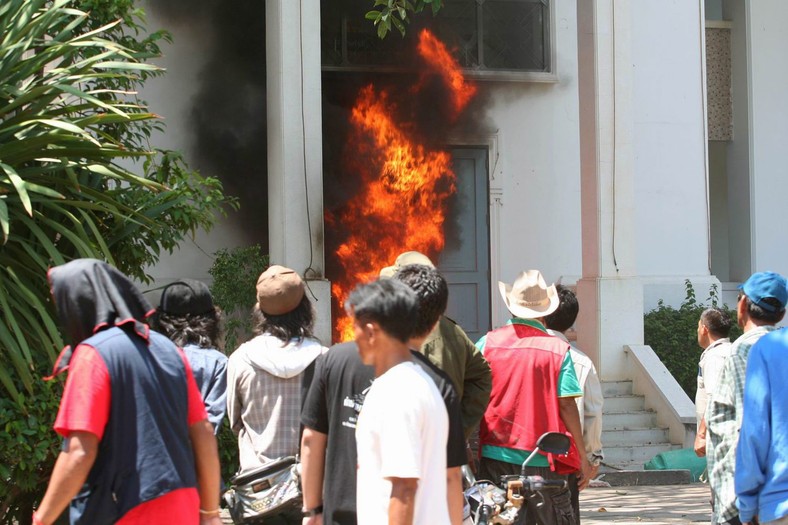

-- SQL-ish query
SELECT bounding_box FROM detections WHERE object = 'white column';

[266,0,332,343]
[745,1,788,278]
[575,0,644,380]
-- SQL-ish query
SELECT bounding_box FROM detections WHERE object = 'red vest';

[480,323,580,472]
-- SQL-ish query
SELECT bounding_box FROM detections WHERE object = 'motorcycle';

[463,432,572,525]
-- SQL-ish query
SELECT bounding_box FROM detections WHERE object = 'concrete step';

[595,469,692,486]
[602,411,657,430]
[604,443,679,464]
[601,427,670,446]
[601,380,633,396]
[599,460,644,472]
[603,395,645,413]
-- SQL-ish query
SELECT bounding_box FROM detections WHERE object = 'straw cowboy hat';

[379,251,435,278]
[499,270,559,319]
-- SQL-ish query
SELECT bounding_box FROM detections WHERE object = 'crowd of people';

[29,255,788,525]
[693,271,788,525]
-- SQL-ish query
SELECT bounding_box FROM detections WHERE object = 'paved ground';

[580,483,711,524]
[220,482,713,524]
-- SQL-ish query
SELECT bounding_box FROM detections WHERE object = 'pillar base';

[576,277,644,381]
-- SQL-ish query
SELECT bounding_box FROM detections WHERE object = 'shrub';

[0,378,65,523]
[644,280,741,399]
[209,244,269,353]
[209,244,269,481]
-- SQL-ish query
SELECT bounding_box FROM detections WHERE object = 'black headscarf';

[47,259,153,377]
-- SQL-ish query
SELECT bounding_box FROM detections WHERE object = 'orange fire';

[417,29,477,114]
[330,30,476,342]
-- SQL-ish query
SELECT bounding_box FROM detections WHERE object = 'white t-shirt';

[355,361,450,525]
[696,337,732,426]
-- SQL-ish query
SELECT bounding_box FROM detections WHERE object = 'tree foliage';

[644,281,741,399]
[0,1,236,520]
[366,0,444,38]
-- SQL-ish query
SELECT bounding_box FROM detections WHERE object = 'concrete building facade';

[144,0,788,383]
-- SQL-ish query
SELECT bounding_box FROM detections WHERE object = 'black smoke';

[147,0,268,249]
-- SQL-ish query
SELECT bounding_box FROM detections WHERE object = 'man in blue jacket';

[735,328,788,525]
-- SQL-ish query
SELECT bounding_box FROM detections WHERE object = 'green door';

[437,148,491,343]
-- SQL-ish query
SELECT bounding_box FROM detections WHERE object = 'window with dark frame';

[321,0,551,75]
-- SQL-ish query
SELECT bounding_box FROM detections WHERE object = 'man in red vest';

[476,270,591,525]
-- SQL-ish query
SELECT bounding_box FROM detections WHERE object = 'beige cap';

[256,265,305,315]
[379,251,435,278]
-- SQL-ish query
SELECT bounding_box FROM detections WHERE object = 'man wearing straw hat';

[476,270,591,525]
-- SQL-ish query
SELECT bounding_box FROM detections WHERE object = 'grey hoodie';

[227,333,326,472]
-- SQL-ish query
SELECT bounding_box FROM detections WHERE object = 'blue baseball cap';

[738,271,788,312]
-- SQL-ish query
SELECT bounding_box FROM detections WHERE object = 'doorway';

[438,147,491,343]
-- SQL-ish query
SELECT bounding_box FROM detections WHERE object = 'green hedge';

[644,280,741,399]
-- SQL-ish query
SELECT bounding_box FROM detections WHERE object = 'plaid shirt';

[227,334,326,473]
[707,325,777,523]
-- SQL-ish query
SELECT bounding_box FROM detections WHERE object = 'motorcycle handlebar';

[500,474,569,492]
[521,477,568,491]
[520,476,566,492]
[538,479,568,489]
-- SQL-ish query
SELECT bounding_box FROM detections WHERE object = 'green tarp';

[644,448,707,482]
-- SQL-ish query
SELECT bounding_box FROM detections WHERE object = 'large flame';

[329,30,476,342]
[417,29,477,114]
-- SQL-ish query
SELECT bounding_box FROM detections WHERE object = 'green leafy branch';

[366,0,444,38]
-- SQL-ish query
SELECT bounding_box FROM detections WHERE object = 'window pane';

[482,0,548,71]
[431,0,479,69]
[322,1,411,67]
[321,5,345,67]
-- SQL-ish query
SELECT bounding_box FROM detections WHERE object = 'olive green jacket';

[420,316,492,438]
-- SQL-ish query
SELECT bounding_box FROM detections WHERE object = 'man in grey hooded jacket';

[227,265,327,472]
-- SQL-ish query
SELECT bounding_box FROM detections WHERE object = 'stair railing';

[624,345,697,448]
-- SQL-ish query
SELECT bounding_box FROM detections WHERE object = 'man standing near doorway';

[693,307,733,458]
[299,266,465,525]
[381,251,492,439]
[477,270,591,525]
[707,271,787,525]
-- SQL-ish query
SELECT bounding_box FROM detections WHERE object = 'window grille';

[321,0,553,80]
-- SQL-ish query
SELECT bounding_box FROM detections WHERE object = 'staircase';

[600,380,679,471]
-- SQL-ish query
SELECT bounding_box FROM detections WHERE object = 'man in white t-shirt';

[346,278,450,525]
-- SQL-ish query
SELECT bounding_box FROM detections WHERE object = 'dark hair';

[700,307,733,338]
[253,294,315,343]
[743,296,785,324]
[151,308,224,351]
[393,264,448,338]
[345,279,418,343]
[544,284,579,333]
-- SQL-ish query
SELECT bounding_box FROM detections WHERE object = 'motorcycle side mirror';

[520,432,572,476]
[535,432,571,456]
